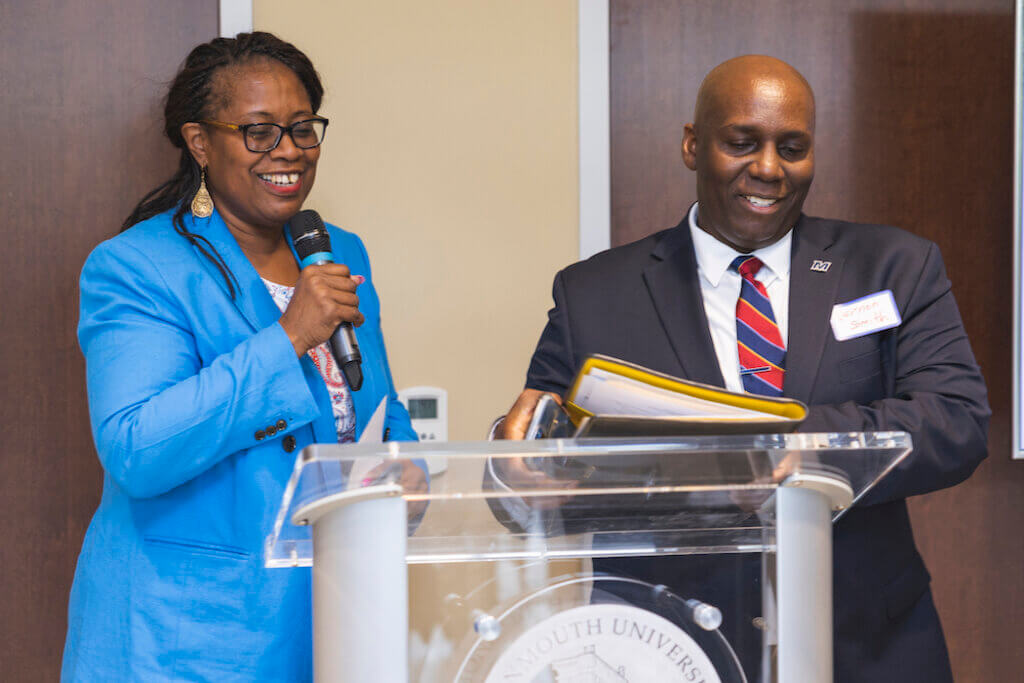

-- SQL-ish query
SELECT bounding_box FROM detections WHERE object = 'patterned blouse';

[263,279,356,443]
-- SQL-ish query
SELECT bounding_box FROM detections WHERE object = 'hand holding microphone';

[279,210,364,390]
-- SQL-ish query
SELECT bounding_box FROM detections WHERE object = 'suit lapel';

[784,216,843,403]
[186,210,285,332]
[643,221,725,387]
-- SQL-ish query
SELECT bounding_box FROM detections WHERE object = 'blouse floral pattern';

[263,278,356,443]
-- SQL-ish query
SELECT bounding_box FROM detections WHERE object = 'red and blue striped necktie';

[732,255,786,396]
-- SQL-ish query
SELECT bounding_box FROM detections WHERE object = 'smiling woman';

[181,58,323,257]
[61,32,422,681]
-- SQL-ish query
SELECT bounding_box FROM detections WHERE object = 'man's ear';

[181,122,208,168]
[681,123,698,170]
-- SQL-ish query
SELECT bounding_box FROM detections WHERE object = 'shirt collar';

[687,202,793,287]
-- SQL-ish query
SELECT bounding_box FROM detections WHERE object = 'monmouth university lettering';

[504,616,709,681]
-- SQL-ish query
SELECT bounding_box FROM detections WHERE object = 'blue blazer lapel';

[186,210,285,332]
[785,216,843,403]
[642,220,725,387]
[348,319,381,439]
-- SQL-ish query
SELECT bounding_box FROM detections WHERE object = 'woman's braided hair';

[121,32,324,297]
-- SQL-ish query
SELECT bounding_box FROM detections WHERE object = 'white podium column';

[776,473,850,683]
[305,487,408,682]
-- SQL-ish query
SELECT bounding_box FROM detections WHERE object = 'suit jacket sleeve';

[798,242,990,505]
[525,271,579,394]
[79,240,321,499]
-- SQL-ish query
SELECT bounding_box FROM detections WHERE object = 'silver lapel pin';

[810,259,832,273]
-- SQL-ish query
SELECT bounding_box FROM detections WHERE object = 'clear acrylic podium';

[266,432,911,682]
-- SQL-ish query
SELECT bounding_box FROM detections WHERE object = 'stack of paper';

[559,355,807,437]
[576,368,788,421]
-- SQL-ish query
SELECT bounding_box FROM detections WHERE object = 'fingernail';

[352,275,366,285]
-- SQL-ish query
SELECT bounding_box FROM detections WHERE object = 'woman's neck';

[225,219,301,287]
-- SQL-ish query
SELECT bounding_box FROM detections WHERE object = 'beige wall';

[255,0,579,440]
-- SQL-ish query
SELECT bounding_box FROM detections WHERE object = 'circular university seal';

[483,603,723,683]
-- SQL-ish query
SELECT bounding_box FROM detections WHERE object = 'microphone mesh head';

[288,209,332,259]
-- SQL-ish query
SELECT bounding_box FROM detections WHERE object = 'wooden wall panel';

[610,1,1022,679]
[0,3,217,679]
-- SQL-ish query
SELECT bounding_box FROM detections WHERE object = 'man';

[497,56,989,682]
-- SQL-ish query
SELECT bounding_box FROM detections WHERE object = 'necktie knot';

[731,255,763,280]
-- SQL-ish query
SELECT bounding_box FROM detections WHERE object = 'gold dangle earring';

[191,166,213,218]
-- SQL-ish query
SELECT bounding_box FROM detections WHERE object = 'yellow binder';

[563,354,807,434]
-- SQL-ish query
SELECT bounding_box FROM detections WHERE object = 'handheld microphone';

[288,209,364,391]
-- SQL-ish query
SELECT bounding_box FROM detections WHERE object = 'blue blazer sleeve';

[79,239,322,498]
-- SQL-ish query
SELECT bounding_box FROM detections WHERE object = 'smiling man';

[496,56,989,682]
[686,58,814,253]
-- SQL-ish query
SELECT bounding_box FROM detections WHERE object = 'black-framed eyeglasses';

[199,117,329,152]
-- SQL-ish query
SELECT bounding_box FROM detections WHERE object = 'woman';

[62,32,420,681]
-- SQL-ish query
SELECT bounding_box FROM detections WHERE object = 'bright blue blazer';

[61,208,416,681]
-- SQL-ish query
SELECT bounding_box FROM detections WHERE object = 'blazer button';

[266,425,278,436]
[255,430,266,441]
[276,419,287,430]
[282,435,297,453]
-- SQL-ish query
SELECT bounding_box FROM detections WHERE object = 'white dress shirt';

[687,203,792,393]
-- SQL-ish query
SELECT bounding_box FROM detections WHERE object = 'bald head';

[694,55,815,132]
[682,55,816,252]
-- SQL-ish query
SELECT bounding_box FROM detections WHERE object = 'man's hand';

[494,389,562,440]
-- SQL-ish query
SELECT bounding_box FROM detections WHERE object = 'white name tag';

[830,290,901,341]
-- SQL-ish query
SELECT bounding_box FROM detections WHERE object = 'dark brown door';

[0,2,217,679]
[610,1,1022,679]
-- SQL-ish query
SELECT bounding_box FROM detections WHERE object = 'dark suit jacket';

[524,214,990,683]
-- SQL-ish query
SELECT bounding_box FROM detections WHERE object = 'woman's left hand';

[360,459,429,520]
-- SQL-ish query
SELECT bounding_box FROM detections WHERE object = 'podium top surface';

[265,432,910,567]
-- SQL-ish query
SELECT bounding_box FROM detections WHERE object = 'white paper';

[576,368,785,420]
[358,397,388,444]
[348,398,389,486]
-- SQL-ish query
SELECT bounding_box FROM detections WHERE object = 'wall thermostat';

[397,386,448,475]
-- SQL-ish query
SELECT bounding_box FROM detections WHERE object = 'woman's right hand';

[279,264,365,357]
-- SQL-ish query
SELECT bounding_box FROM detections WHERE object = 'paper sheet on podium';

[346,398,388,486]
[299,399,391,494]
